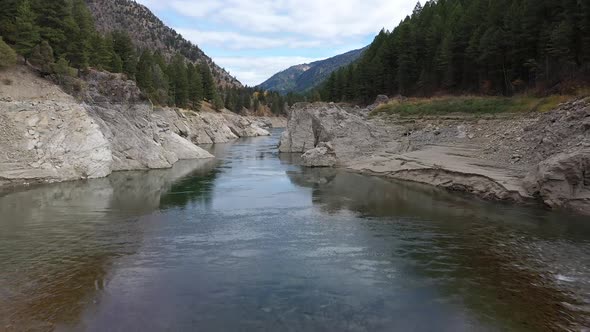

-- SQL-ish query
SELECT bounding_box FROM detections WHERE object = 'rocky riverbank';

[279,99,590,215]
[0,66,284,188]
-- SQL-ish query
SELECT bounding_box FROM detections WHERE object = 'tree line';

[0,0,289,114]
[316,0,590,104]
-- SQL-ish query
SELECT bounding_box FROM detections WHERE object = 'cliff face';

[0,66,270,187]
[279,100,590,215]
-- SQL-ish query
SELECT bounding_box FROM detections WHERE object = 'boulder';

[160,132,214,161]
[279,103,386,161]
[279,103,316,153]
[367,94,390,111]
[302,142,338,167]
[524,148,590,214]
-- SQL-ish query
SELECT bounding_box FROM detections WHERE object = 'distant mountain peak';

[258,47,366,94]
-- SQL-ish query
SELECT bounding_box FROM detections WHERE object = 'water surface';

[1,129,589,331]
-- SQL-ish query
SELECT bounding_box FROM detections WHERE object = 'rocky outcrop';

[151,107,271,145]
[279,102,389,160]
[279,97,590,214]
[0,66,271,187]
[0,100,112,185]
[302,142,338,167]
[524,148,590,215]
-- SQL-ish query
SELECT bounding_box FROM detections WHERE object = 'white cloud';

[140,0,416,40]
[212,0,413,39]
[169,0,224,18]
[135,0,418,85]
[214,56,322,86]
[175,28,324,50]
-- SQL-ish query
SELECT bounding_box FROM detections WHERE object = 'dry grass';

[371,93,586,117]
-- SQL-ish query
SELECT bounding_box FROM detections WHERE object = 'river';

[1,129,589,331]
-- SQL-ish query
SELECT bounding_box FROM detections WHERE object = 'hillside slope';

[258,47,365,94]
[85,0,242,88]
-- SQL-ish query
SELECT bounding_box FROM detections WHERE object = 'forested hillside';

[85,0,241,89]
[0,0,289,115]
[259,47,366,94]
[317,0,590,103]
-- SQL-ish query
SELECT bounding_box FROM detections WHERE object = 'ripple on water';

[1,131,590,331]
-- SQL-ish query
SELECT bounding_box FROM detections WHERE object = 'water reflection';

[0,159,216,330]
[285,166,590,330]
[0,131,589,332]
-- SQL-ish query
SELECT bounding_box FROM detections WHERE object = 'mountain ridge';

[85,0,242,88]
[258,47,366,94]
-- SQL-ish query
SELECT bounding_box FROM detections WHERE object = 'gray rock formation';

[82,70,213,171]
[0,67,272,188]
[0,100,112,185]
[524,148,590,215]
[302,142,338,167]
[279,102,391,161]
[279,99,590,214]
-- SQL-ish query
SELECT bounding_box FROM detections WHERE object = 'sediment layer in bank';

[0,66,285,187]
[279,99,590,215]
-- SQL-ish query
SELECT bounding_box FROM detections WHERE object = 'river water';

[1,129,589,331]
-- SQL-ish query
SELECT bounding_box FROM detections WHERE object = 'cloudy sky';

[135,0,418,86]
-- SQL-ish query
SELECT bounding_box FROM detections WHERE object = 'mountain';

[85,0,242,88]
[258,47,366,94]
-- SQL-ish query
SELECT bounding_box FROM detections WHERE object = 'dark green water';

[1,129,589,331]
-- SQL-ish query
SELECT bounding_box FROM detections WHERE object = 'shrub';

[213,94,224,111]
[0,37,17,69]
[52,55,76,80]
[370,95,573,117]
[29,41,54,74]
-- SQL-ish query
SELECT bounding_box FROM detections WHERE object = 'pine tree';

[253,95,260,112]
[153,51,167,71]
[582,0,590,67]
[52,55,71,84]
[213,93,224,111]
[68,0,94,70]
[112,31,137,78]
[136,50,154,92]
[200,63,217,101]
[0,0,19,44]
[0,36,17,69]
[166,62,176,106]
[396,22,418,95]
[171,54,189,108]
[187,62,204,110]
[14,0,39,61]
[34,0,72,56]
[89,34,111,70]
[151,63,169,105]
[111,53,123,73]
[29,40,54,74]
